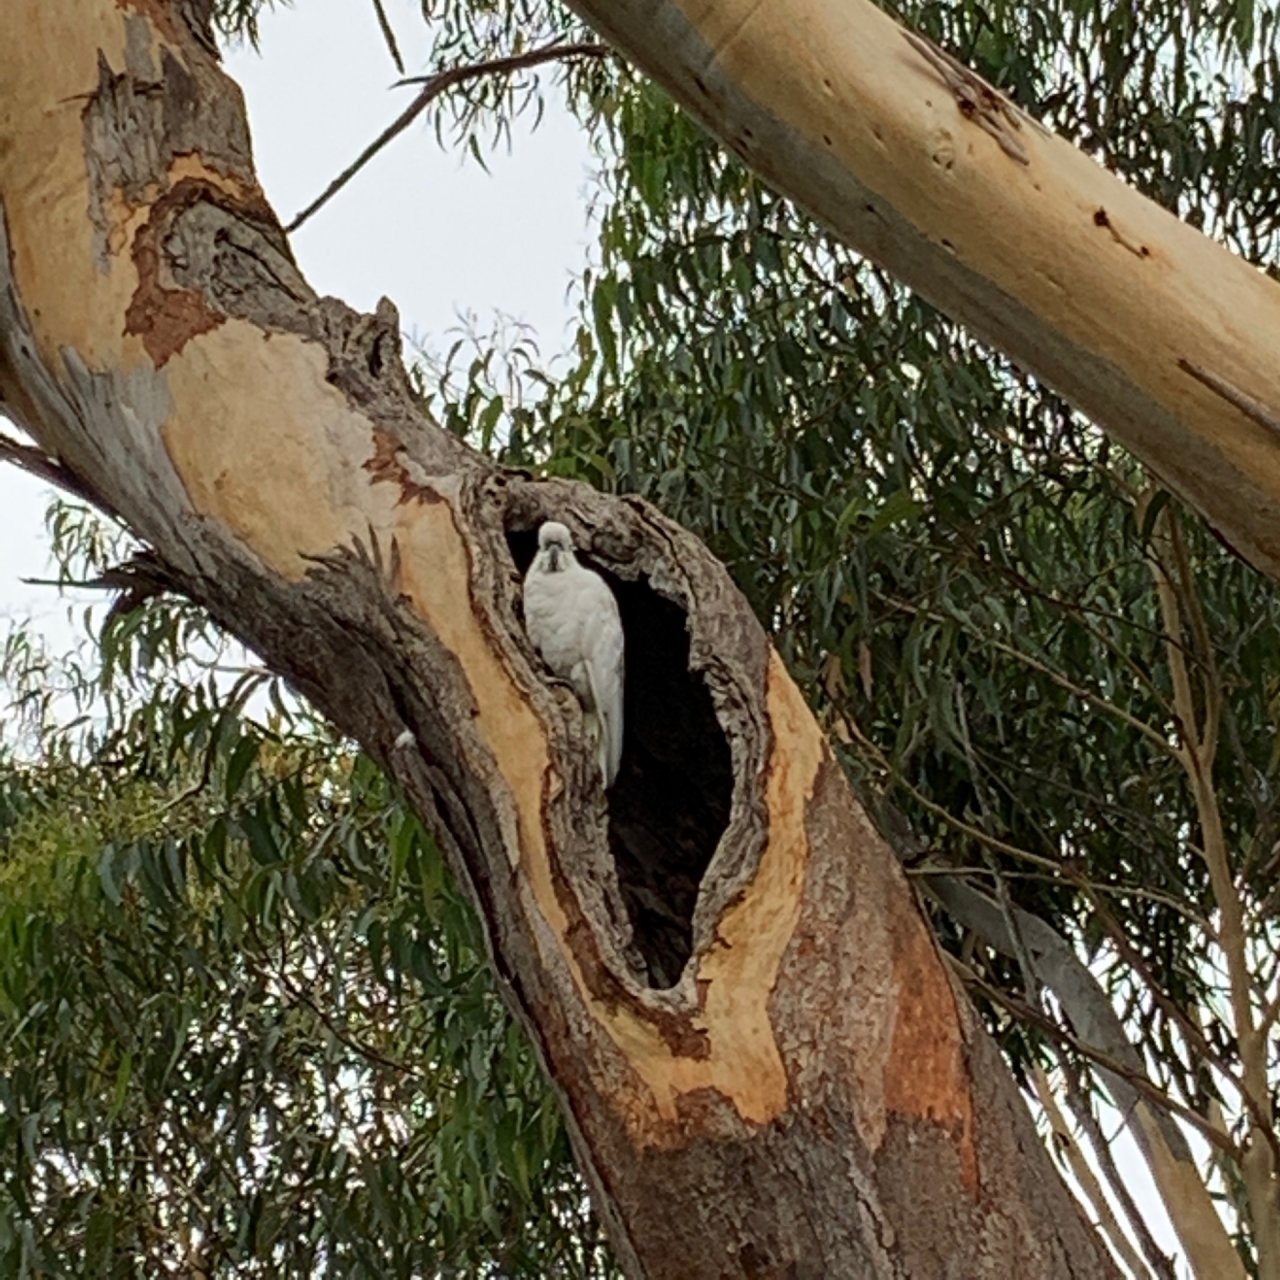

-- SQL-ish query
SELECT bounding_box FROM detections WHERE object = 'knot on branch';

[161,188,309,333]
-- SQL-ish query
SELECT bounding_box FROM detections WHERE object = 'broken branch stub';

[0,3,1120,1274]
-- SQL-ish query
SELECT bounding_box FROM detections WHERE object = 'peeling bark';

[0,3,1120,1275]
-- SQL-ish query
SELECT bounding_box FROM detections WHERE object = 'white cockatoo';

[522,521,625,787]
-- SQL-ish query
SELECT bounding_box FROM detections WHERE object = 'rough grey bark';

[0,2,1123,1275]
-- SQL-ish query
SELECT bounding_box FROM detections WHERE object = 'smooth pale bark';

[0,3,1119,1276]
[570,0,1280,581]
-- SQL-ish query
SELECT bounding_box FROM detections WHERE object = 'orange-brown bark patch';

[364,429,445,505]
[884,912,979,1196]
[124,181,227,365]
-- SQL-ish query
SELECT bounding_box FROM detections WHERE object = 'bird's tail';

[584,675,623,789]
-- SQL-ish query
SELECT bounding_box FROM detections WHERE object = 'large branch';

[568,0,1280,579]
[0,3,1118,1275]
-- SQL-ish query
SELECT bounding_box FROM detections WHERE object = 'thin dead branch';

[0,430,114,514]
[370,0,405,75]
[1060,1058,1177,1280]
[286,40,613,233]
[1031,1064,1153,1280]
[947,955,1238,1159]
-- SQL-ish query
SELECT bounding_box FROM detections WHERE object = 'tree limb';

[0,429,114,515]
[950,955,1232,1158]
[1060,1057,1177,1280]
[370,0,405,76]
[1030,1063,1154,1280]
[285,40,614,233]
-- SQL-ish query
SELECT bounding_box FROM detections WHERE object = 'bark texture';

[568,0,1280,581]
[0,3,1120,1276]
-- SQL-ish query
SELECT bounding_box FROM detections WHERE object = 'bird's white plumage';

[523,521,625,787]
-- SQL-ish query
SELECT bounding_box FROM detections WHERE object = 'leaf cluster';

[0,515,613,1277]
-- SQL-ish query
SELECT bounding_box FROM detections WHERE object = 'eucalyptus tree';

[2,0,1278,1276]
[507,2,1280,1271]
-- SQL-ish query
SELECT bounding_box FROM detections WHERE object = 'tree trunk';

[570,0,1280,582]
[0,3,1122,1276]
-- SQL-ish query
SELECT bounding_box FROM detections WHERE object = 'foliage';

[0,518,612,1277]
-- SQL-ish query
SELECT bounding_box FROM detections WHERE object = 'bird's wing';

[581,574,625,786]
[521,565,553,654]
[523,570,586,695]
[524,560,625,786]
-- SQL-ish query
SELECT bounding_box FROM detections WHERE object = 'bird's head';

[536,521,575,573]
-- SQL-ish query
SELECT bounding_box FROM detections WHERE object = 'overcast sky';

[0,0,593,650]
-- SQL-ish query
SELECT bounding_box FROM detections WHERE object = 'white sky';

[0,3,1206,1274]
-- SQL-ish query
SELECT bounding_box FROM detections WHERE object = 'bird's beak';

[548,548,561,572]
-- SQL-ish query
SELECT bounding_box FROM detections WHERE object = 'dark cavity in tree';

[507,528,733,989]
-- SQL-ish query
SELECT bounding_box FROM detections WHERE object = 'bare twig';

[1031,1064,1154,1280]
[370,0,405,75]
[1168,509,1220,766]
[243,914,425,1083]
[286,40,613,234]
[279,967,424,1082]
[1081,883,1241,1099]
[1060,1057,1177,1280]
[0,430,114,514]
[908,864,1206,925]
[954,693,1042,1000]
[947,954,1238,1158]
